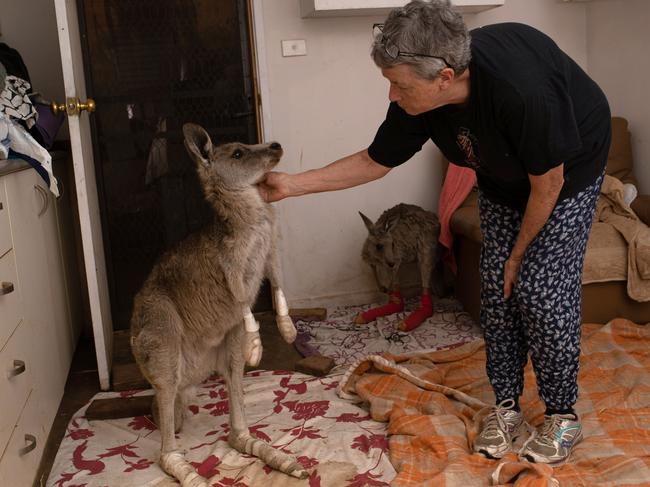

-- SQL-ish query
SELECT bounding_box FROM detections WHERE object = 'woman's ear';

[438,67,456,90]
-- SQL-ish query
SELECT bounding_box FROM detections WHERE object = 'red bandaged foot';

[355,291,404,324]
[398,293,433,331]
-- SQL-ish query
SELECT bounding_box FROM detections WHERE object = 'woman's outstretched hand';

[258,171,292,203]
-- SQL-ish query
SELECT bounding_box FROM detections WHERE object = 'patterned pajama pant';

[478,173,604,410]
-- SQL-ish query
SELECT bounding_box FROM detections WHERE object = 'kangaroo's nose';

[270,142,282,150]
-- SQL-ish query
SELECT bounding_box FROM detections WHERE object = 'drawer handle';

[0,281,14,296]
[35,185,49,217]
[0,201,3,210]
[8,359,26,378]
[19,434,37,456]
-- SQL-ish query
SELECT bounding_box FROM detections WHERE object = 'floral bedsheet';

[47,370,395,487]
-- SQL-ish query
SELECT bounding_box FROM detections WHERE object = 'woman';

[259,0,610,464]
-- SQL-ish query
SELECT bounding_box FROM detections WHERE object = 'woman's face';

[381,64,445,115]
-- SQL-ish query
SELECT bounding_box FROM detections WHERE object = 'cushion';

[450,191,481,242]
[582,222,628,284]
[606,117,636,186]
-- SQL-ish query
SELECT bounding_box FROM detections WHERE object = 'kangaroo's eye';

[232,149,243,159]
[376,244,384,252]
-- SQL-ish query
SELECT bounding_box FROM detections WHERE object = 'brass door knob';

[51,97,96,116]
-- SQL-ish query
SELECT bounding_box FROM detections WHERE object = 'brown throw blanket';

[338,319,650,486]
[595,175,650,301]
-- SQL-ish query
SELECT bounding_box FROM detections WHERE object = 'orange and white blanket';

[338,318,650,486]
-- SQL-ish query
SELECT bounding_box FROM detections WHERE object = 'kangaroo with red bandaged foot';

[356,203,441,331]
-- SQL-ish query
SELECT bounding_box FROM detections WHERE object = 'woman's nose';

[388,85,400,102]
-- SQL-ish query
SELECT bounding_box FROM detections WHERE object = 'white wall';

[0,0,66,105]
[258,0,589,307]
[586,0,650,193]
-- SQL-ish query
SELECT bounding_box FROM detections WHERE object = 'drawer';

[0,319,33,454]
[0,250,21,349]
[0,179,10,257]
[0,390,44,487]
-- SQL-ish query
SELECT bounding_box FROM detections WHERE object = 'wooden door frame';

[250,0,273,143]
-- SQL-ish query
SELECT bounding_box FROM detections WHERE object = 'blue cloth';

[8,149,50,187]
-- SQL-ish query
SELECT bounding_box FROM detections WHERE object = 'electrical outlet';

[281,39,307,57]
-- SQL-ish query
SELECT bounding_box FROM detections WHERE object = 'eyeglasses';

[373,23,452,69]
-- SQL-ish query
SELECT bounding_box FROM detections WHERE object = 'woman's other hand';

[503,255,522,299]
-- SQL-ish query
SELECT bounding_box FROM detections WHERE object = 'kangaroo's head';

[182,123,283,191]
[359,211,400,292]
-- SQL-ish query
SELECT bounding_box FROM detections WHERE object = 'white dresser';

[0,160,80,486]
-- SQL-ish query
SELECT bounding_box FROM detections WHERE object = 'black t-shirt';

[368,22,611,210]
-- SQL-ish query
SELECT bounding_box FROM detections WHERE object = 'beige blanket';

[594,175,650,301]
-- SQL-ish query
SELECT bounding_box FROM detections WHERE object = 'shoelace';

[535,415,564,447]
[476,399,517,438]
[518,414,575,456]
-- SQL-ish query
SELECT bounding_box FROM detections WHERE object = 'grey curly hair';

[371,0,471,79]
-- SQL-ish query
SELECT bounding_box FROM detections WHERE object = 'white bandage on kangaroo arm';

[243,308,259,332]
[274,287,289,316]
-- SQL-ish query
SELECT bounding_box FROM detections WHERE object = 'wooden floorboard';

[86,395,153,420]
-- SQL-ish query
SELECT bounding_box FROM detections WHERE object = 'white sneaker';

[473,399,528,459]
[520,413,583,464]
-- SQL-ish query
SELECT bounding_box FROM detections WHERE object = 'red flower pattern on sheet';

[72,441,104,474]
[351,434,389,454]
[124,458,154,472]
[204,398,229,416]
[190,454,221,478]
[334,412,372,423]
[68,428,94,440]
[249,424,272,442]
[297,455,320,469]
[53,472,76,487]
[214,477,248,486]
[209,388,228,399]
[348,471,391,486]
[282,424,324,440]
[280,376,308,394]
[97,442,140,459]
[127,415,155,431]
[284,400,330,421]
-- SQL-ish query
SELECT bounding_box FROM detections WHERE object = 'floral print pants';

[478,173,603,410]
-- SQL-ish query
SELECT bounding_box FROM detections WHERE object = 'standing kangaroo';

[130,124,306,486]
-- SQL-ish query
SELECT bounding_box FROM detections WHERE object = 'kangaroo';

[356,203,441,332]
[130,123,306,487]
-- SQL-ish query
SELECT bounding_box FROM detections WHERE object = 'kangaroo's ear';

[183,123,213,166]
[359,211,374,233]
[383,214,400,234]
